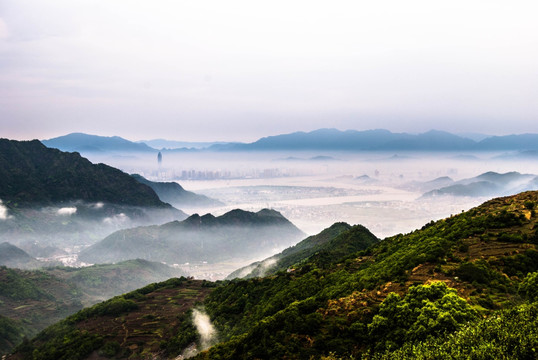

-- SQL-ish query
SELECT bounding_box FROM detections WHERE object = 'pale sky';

[1,1,538,142]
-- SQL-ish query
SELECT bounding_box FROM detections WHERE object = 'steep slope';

[373,300,538,360]
[42,133,155,153]
[228,222,379,279]
[46,259,186,306]
[78,209,305,265]
[132,174,222,208]
[0,139,164,207]
[9,277,214,360]
[0,242,45,269]
[0,139,186,252]
[193,191,538,359]
[9,191,538,359]
[0,266,83,355]
[0,260,186,355]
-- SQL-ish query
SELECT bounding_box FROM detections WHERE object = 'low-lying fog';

[6,149,536,279]
[84,150,538,240]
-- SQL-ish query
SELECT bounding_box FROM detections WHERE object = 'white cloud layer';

[57,207,77,216]
[0,200,9,220]
[103,213,129,225]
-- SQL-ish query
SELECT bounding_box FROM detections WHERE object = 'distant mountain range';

[137,139,228,150]
[208,129,538,152]
[78,209,305,265]
[42,129,538,153]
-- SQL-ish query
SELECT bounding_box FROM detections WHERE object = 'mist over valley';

[1,131,538,358]
[3,1,538,355]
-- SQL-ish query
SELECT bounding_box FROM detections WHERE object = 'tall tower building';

[157,151,162,166]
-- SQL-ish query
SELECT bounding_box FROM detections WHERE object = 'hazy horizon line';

[8,127,538,144]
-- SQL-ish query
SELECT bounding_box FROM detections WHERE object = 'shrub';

[367,282,477,352]
[519,272,538,302]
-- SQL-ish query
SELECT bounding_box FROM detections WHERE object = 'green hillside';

[0,267,83,355]
[9,277,213,360]
[46,259,186,306]
[7,191,538,359]
[0,139,166,207]
[0,260,186,355]
[195,191,538,359]
[228,222,377,279]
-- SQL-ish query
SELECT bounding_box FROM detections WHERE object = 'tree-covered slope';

[227,222,379,279]
[8,191,538,359]
[370,301,537,360]
[0,139,167,207]
[78,209,306,265]
[193,191,538,359]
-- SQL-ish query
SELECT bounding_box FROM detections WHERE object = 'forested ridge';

[7,191,538,359]
[0,139,166,207]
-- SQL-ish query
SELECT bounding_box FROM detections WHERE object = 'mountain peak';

[0,139,170,208]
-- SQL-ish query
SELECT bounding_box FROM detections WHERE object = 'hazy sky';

[1,1,538,142]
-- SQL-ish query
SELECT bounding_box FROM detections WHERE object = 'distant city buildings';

[135,161,322,182]
[140,166,316,181]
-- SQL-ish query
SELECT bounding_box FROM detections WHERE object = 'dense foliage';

[372,301,538,360]
[519,271,538,302]
[368,282,477,351]
[0,316,27,355]
[0,267,52,301]
[0,139,166,207]
[7,191,538,359]
[228,222,376,279]
[193,191,538,359]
